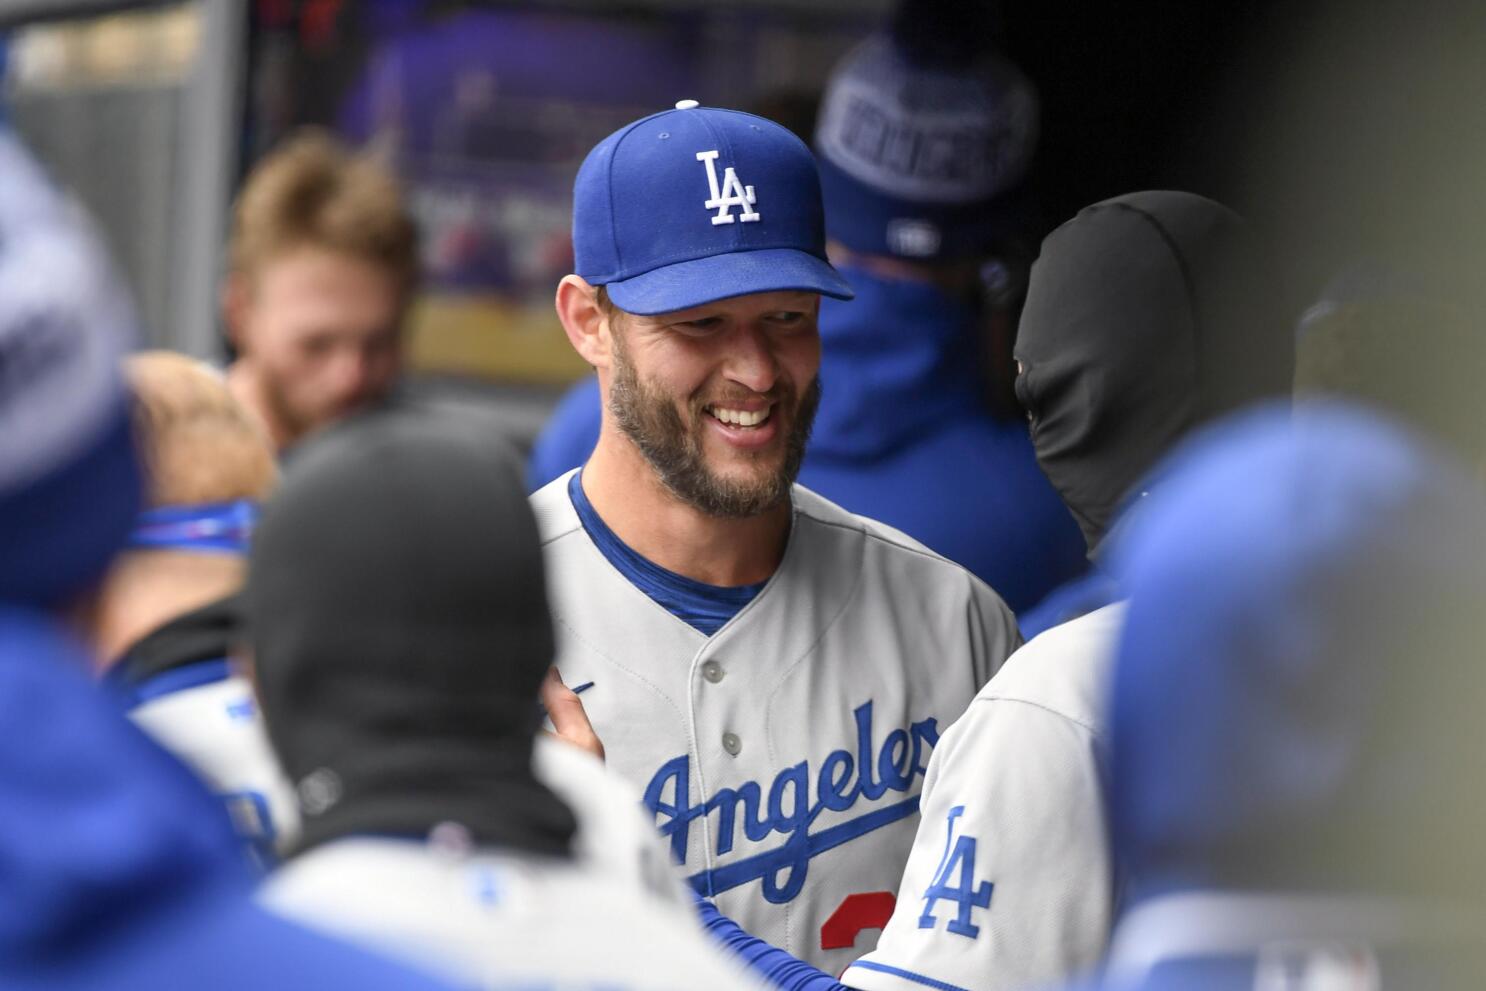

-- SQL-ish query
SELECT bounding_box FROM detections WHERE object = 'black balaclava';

[247,405,575,856]
[1015,191,1294,555]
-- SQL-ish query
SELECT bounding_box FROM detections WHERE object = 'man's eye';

[768,311,806,325]
[675,316,724,332]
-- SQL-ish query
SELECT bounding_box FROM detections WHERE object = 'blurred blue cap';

[572,102,853,316]
[0,132,142,608]
[1107,401,1486,900]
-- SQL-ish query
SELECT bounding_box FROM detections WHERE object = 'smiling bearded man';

[604,287,822,519]
[529,101,1022,973]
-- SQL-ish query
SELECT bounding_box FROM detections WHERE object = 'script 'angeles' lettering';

[696,150,761,226]
[643,700,939,904]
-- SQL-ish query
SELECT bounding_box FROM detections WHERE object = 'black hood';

[247,405,575,857]
[1014,191,1293,554]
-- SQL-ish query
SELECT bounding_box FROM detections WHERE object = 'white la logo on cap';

[696,150,760,226]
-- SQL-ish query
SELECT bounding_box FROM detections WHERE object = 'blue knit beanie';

[814,14,1038,261]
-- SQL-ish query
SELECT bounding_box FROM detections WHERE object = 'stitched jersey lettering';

[917,805,994,938]
[642,700,940,904]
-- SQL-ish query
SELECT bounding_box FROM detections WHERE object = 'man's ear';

[555,275,613,370]
[221,272,252,354]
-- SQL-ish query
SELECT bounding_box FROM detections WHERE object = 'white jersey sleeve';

[532,733,689,909]
[842,603,1125,991]
[129,673,300,863]
[261,838,767,991]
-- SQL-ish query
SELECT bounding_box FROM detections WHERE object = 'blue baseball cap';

[572,101,854,316]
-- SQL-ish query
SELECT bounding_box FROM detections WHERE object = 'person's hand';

[541,666,605,762]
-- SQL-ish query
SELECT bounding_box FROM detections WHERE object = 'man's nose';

[722,323,781,394]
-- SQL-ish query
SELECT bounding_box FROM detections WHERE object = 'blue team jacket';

[0,605,460,991]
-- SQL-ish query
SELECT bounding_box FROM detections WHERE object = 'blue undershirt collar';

[568,470,767,636]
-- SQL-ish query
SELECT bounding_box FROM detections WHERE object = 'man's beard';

[607,337,819,519]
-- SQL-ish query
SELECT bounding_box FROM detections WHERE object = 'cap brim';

[604,247,854,316]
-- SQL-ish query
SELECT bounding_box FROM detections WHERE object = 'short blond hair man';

[96,351,297,865]
[223,131,419,452]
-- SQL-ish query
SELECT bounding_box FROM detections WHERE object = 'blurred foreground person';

[847,193,1288,989]
[250,408,763,990]
[94,352,297,865]
[223,131,418,454]
[0,130,456,991]
[1082,403,1486,990]
[529,4,1086,615]
[1294,270,1486,469]
[691,193,1292,991]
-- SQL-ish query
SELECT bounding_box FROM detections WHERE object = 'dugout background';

[5,0,1483,450]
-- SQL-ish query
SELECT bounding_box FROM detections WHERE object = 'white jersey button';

[674,99,700,110]
[701,660,725,683]
[721,732,741,756]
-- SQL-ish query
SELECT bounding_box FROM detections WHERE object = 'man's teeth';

[708,406,770,427]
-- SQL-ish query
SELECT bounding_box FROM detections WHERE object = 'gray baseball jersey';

[842,602,1125,991]
[261,837,764,991]
[130,673,301,865]
[530,473,1021,973]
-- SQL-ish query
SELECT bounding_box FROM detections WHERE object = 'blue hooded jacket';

[0,128,461,991]
[1078,403,1486,990]
[0,606,463,991]
[528,265,1086,615]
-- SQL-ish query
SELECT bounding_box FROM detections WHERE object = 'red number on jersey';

[820,891,896,950]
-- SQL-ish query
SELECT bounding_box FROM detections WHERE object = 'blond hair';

[228,129,419,293]
[127,351,277,506]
